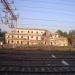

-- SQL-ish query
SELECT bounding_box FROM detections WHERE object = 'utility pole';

[0,0,17,29]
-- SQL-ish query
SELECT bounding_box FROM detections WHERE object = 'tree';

[56,30,63,35]
[0,31,6,43]
[56,30,71,45]
[56,30,68,37]
[68,30,75,46]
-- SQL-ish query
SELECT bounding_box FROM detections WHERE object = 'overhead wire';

[15,5,75,13]
[15,0,75,6]
[11,0,75,17]
[18,18,75,23]
[16,0,75,7]
[16,9,75,17]
[13,2,75,16]
[12,0,75,29]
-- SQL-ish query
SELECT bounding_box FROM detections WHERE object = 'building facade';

[5,28,68,46]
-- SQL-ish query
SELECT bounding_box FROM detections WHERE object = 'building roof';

[15,28,48,31]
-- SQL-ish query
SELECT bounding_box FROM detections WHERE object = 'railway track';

[0,49,75,74]
[0,54,75,61]
[0,65,75,75]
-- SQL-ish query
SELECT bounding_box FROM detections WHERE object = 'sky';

[0,0,75,32]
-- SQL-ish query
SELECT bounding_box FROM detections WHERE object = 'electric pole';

[0,0,17,29]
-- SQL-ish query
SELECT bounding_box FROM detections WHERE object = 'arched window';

[8,35,9,38]
[51,42,52,45]
[21,36,23,38]
[17,30,19,33]
[17,35,19,38]
[45,41,46,45]
[17,41,19,44]
[31,31,33,33]
[27,41,29,45]
[36,31,38,34]
[12,35,14,38]
[28,36,29,40]
[8,40,9,44]
[21,31,23,33]
[31,36,33,38]
[11,40,13,43]
[50,34,52,37]
[28,31,29,33]
[36,36,38,40]
[21,41,23,44]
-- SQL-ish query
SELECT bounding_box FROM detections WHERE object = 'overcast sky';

[0,0,75,32]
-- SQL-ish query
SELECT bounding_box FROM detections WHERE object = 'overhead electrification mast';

[0,0,17,29]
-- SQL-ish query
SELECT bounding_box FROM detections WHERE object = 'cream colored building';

[5,28,68,46]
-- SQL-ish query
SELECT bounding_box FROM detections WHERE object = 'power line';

[15,0,75,6]
[19,18,56,21]
[13,1,75,16]
[15,5,75,13]
[15,0,75,4]
[18,18,75,23]
[17,9,75,16]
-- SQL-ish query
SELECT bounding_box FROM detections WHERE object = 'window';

[31,36,33,38]
[17,41,19,44]
[45,41,46,45]
[28,36,29,40]
[17,30,19,33]
[21,36,23,38]
[36,31,38,34]
[21,31,23,33]
[55,42,56,45]
[12,35,14,38]
[55,35,56,37]
[41,32,43,33]
[21,41,23,44]
[11,40,13,43]
[28,31,29,33]
[8,35,9,38]
[36,36,38,40]
[51,42,52,45]
[27,41,29,45]
[8,40,9,44]
[50,34,52,37]
[17,35,19,38]
[31,31,33,33]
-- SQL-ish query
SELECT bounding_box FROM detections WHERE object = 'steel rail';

[0,65,75,74]
[0,64,75,67]
[0,55,75,61]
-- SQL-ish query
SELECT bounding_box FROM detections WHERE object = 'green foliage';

[69,30,75,39]
[56,29,75,46]
[0,31,6,43]
[56,30,72,45]
[68,30,75,45]
[56,30,68,37]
